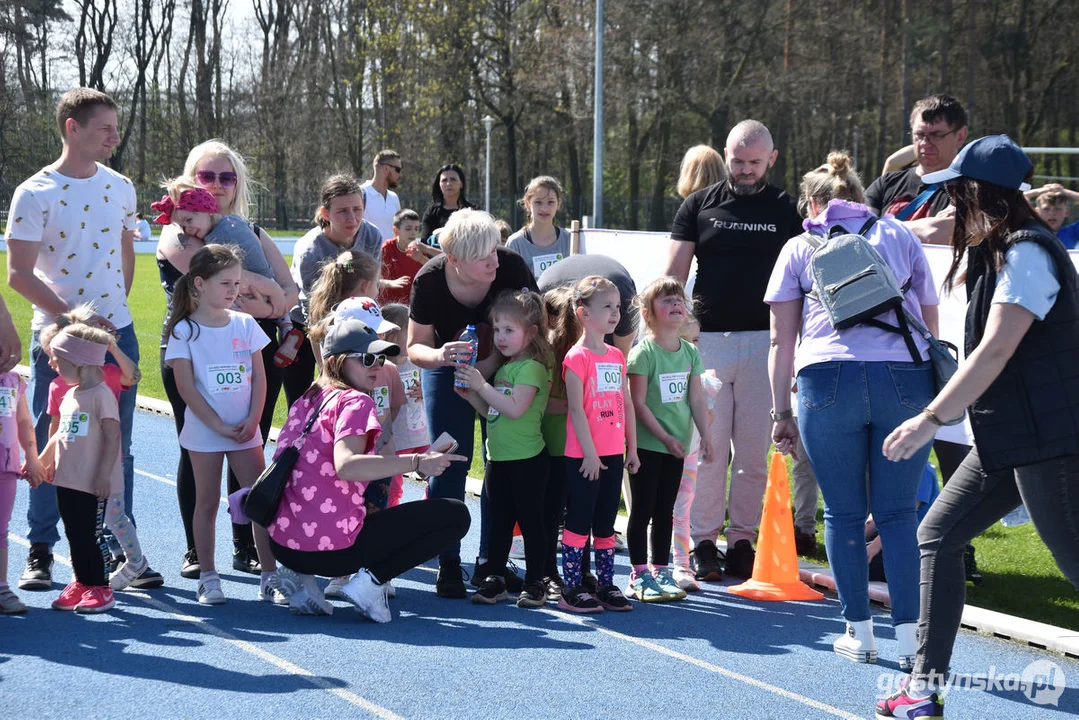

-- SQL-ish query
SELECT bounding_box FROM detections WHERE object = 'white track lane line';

[7,533,405,720]
[411,565,861,719]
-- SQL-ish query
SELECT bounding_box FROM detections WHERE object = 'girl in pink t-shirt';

[557,276,639,614]
[0,372,45,614]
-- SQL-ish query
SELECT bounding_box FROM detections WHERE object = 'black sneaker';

[232,543,262,575]
[794,529,817,556]
[109,553,126,575]
[724,539,756,579]
[471,575,509,604]
[504,562,524,595]
[692,539,724,582]
[596,584,633,612]
[436,558,468,599]
[544,573,565,601]
[128,567,165,589]
[516,580,547,608]
[964,546,983,586]
[469,556,491,588]
[582,572,599,596]
[556,586,603,614]
[180,549,200,579]
[18,543,53,590]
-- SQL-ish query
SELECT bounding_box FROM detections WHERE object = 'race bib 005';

[595,363,622,394]
[60,411,90,441]
[207,364,247,394]
[0,387,16,416]
[658,372,689,404]
[532,253,564,277]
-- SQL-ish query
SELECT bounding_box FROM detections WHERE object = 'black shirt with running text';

[864,167,951,219]
[670,182,802,332]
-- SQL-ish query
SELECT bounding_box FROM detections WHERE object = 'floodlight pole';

[483,115,496,213]
[592,0,604,228]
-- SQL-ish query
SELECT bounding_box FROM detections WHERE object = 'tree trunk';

[875,0,892,172]
[647,115,671,232]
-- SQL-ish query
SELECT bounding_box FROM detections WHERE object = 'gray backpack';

[803,217,920,360]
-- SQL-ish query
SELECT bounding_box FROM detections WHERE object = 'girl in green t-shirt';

[626,277,714,603]
[455,290,553,609]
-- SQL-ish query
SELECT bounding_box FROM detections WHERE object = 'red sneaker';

[75,585,116,614]
[52,581,89,611]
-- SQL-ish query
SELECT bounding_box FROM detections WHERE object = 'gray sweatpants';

[690,330,772,547]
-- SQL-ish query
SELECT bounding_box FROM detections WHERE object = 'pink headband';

[151,188,219,225]
[51,332,108,367]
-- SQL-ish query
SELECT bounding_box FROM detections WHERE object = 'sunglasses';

[195,170,239,188]
[346,353,387,367]
[380,162,403,172]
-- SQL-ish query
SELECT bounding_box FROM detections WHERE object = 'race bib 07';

[658,372,689,404]
[0,387,16,416]
[595,363,622,394]
[207,364,247,394]
[532,253,564,277]
[60,411,90,441]
[487,386,513,418]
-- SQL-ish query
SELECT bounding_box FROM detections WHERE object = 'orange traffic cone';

[729,453,824,602]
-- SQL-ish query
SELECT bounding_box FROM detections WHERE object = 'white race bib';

[595,363,622,394]
[487,386,513,418]
[60,411,90,441]
[658,372,689,404]
[0,387,16,416]
[532,253,564,277]
[206,364,247,395]
[373,386,390,418]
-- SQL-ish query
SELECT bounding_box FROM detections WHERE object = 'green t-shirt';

[541,391,567,457]
[486,358,550,461]
[627,338,703,454]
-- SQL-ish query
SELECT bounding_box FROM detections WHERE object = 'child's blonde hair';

[634,276,692,334]
[489,289,552,368]
[39,303,98,353]
[59,322,113,348]
[307,251,381,328]
[544,286,578,399]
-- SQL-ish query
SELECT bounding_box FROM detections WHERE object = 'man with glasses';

[866,94,968,222]
[363,150,403,241]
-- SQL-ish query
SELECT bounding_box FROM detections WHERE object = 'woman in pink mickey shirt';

[267,318,469,622]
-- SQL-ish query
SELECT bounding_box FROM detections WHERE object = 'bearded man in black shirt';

[664,120,802,581]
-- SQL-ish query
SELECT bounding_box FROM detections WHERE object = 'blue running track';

[2,410,1078,718]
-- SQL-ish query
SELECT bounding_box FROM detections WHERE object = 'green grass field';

[1,251,1075,629]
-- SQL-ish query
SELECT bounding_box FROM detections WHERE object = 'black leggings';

[485,451,549,583]
[564,455,624,541]
[932,440,971,486]
[270,498,471,583]
[542,453,568,575]
[282,329,317,409]
[627,448,683,566]
[56,486,109,587]
[164,317,284,552]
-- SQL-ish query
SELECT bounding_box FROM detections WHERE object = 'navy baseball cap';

[922,135,1032,191]
[321,319,400,359]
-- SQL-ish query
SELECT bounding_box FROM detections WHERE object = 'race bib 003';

[595,363,622,394]
[532,253,564,277]
[658,372,689,404]
[60,411,90,441]
[0,387,16,416]
[207,364,247,395]
[487,386,513,418]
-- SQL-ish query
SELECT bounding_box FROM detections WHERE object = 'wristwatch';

[770,408,793,422]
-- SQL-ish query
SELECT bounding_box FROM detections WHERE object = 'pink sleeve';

[47,379,65,416]
[389,368,406,409]
[562,346,587,382]
[333,393,382,452]
[103,364,127,400]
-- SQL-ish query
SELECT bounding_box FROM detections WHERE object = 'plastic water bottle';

[453,324,479,388]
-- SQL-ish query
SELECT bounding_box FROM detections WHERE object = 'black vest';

[965,223,1079,472]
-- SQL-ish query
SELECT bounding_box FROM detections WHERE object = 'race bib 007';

[658,372,689,404]
[0,387,16,416]
[595,363,622,394]
[60,411,90,441]
[206,364,247,394]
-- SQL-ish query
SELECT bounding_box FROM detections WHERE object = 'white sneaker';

[277,567,333,616]
[197,574,226,605]
[895,622,918,671]
[325,575,352,599]
[509,535,526,560]
[340,568,391,623]
[383,580,396,599]
[833,619,877,663]
[672,566,700,592]
[109,554,149,591]
[258,573,289,605]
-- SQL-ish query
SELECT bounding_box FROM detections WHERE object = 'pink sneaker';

[52,581,88,611]
[76,585,116,614]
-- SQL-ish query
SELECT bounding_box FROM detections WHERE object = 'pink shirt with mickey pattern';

[268,386,382,552]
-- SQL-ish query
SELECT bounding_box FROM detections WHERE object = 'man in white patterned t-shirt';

[4,87,162,590]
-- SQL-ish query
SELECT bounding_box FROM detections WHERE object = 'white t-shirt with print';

[4,163,136,330]
[362,182,402,241]
[164,311,270,452]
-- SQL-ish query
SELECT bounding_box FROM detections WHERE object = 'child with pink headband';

[152,180,302,367]
[37,324,140,613]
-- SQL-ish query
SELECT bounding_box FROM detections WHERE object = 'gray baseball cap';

[320,319,401,359]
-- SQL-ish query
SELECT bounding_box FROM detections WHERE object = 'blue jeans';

[27,323,139,547]
[797,360,933,625]
[422,366,486,564]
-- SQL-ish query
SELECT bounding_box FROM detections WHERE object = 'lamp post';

[482,115,496,213]
[592,0,604,227]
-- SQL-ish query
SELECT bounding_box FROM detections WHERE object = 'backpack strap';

[863,308,923,366]
[893,185,941,221]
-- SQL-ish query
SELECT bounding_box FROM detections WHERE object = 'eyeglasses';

[380,163,402,173]
[346,353,387,367]
[912,129,959,145]
[195,170,239,188]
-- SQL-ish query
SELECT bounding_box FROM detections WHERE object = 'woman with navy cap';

[876,136,1079,719]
